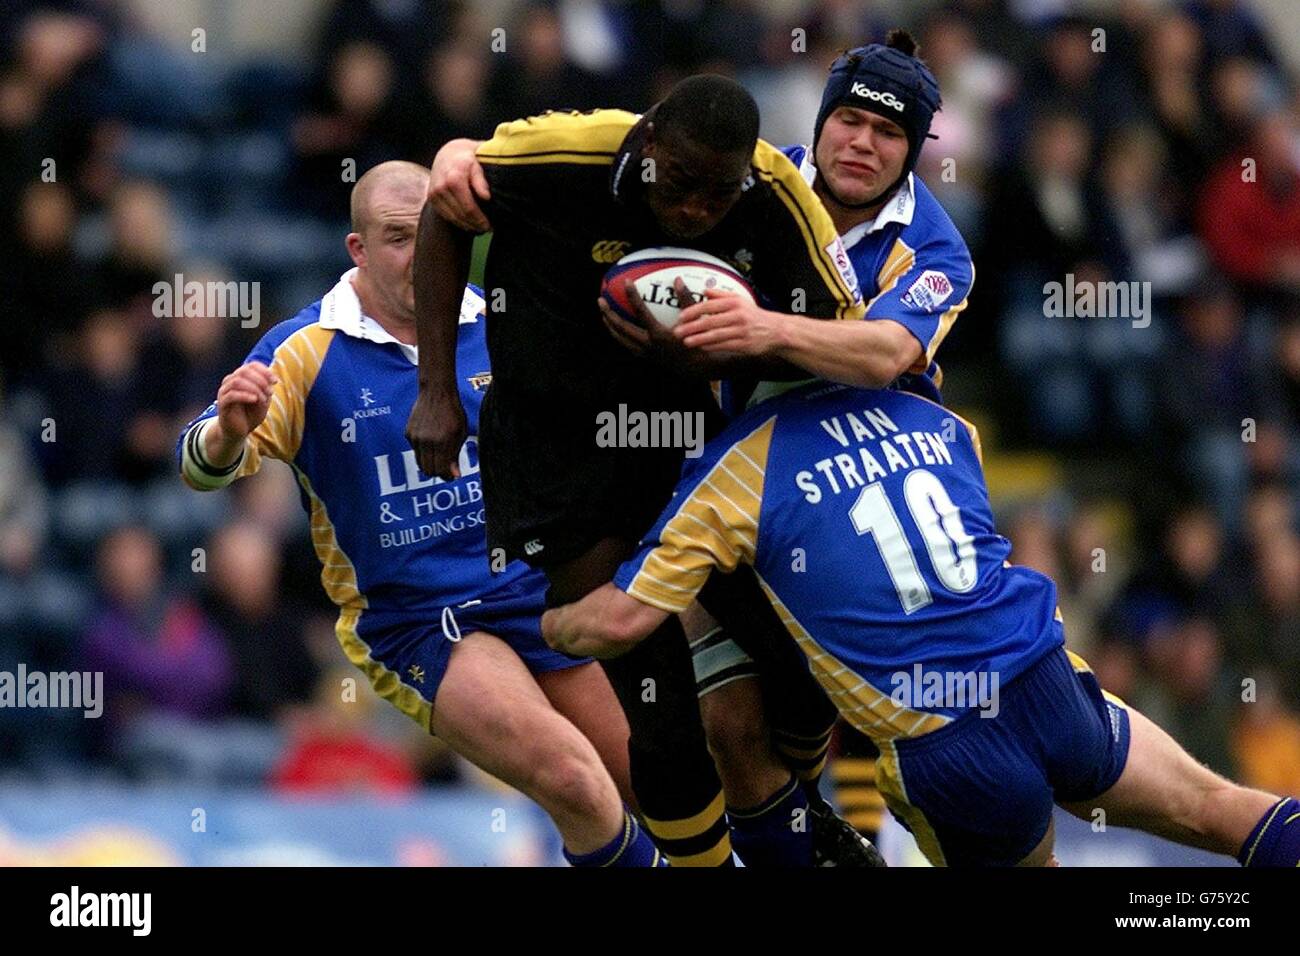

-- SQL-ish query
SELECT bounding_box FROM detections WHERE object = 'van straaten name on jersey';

[849,82,905,113]
[794,403,956,504]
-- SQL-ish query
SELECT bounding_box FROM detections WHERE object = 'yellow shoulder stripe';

[477,109,635,166]
[866,238,916,313]
[626,416,776,613]
[955,411,983,468]
[238,323,334,476]
[926,262,974,361]
[752,139,864,320]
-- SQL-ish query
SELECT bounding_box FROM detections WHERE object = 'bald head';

[350,160,429,236]
[346,160,428,326]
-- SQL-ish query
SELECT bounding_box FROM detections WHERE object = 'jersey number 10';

[849,468,977,613]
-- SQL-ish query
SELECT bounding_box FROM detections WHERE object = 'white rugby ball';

[601,246,755,329]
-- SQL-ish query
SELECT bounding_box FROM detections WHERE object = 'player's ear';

[345,232,366,268]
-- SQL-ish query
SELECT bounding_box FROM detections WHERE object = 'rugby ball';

[601,247,755,329]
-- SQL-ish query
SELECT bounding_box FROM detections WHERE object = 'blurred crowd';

[0,0,1298,798]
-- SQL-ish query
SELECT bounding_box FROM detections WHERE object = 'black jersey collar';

[610,107,657,204]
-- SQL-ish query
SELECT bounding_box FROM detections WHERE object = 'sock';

[627,723,734,866]
[605,622,735,867]
[1238,796,1300,867]
[774,723,834,784]
[564,808,668,867]
[727,774,813,867]
[831,725,885,841]
[641,788,735,867]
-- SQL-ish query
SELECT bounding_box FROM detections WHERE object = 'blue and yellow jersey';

[782,145,974,388]
[177,271,533,615]
[614,381,1063,744]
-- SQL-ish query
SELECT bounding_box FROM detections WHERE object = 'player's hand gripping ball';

[600,247,755,329]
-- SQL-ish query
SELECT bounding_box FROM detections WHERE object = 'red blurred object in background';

[271,733,418,795]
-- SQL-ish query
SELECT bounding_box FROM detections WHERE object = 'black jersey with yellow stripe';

[474,108,864,415]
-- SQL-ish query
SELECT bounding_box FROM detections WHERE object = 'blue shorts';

[879,646,1130,867]
[343,571,588,731]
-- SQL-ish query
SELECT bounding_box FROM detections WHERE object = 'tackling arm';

[772,312,923,387]
[541,583,670,659]
[674,292,922,388]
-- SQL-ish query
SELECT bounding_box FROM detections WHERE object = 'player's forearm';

[180,418,246,491]
[414,202,472,398]
[542,588,624,654]
[201,419,246,468]
[542,584,668,658]
[774,315,921,389]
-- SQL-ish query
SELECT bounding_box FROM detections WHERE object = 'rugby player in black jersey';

[407,76,869,866]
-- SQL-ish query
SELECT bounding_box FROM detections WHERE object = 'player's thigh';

[536,661,634,807]
[679,600,717,642]
[683,598,762,739]
[699,676,787,806]
[1061,706,1212,824]
[431,631,606,791]
[1059,705,1270,848]
[684,603,771,755]
[699,676,770,754]
[696,565,837,740]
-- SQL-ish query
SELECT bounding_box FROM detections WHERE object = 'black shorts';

[479,383,724,567]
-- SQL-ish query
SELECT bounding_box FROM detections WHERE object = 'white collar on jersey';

[316,268,484,366]
[795,146,916,249]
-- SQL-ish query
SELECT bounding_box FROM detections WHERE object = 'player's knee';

[702,690,770,774]
[528,747,613,821]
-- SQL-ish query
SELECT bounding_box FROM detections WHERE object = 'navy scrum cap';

[814,30,942,201]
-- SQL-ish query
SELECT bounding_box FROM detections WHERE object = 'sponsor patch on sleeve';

[459,286,485,323]
[825,237,861,302]
[902,270,953,312]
